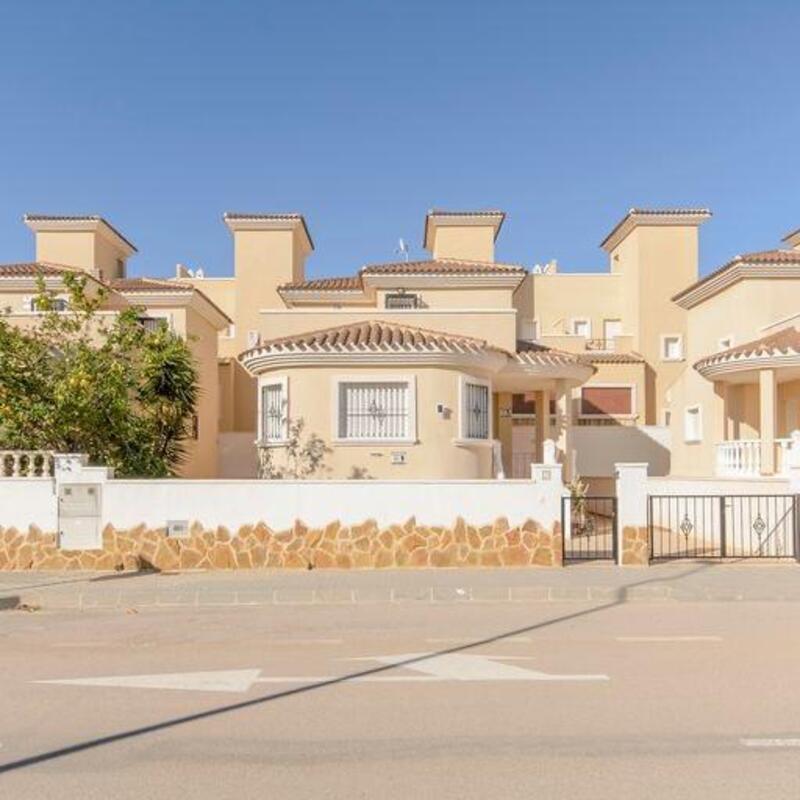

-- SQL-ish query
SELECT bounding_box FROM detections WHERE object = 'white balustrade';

[0,451,54,478]
[716,438,793,477]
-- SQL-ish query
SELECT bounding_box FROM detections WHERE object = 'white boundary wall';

[102,479,562,530]
[0,479,57,530]
[0,457,563,533]
[647,476,791,496]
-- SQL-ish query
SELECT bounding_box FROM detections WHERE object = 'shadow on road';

[0,561,715,774]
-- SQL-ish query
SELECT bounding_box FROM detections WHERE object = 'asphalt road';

[2,574,800,798]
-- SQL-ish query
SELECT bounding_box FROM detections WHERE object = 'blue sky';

[0,0,798,280]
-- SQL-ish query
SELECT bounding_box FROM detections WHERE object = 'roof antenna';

[394,238,409,262]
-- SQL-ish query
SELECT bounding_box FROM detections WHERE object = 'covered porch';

[491,343,595,480]
[695,327,800,477]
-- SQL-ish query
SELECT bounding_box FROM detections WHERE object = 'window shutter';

[580,387,632,416]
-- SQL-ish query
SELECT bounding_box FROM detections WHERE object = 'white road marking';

[36,669,262,693]
[34,653,609,692]
[741,738,800,748]
[268,638,343,645]
[347,653,609,682]
[616,636,722,642]
[426,636,532,644]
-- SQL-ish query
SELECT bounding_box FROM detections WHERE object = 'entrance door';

[511,424,536,478]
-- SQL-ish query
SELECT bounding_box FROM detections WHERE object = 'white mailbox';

[58,484,102,550]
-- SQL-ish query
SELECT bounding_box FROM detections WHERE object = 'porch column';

[759,368,777,475]
[534,390,551,463]
[555,379,574,482]
[495,392,513,478]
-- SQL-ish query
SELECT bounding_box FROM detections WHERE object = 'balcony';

[715,439,793,478]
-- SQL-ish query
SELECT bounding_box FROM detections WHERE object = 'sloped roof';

[244,320,497,357]
[579,351,646,364]
[695,327,800,374]
[278,276,363,292]
[600,208,712,251]
[0,261,78,277]
[360,258,525,276]
[23,215,138,252]
[673,249,800,307]
[279,258,526,294]
[111,278,193,293]
[513,340,588,367]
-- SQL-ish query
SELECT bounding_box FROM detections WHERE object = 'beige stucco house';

[2,207,797,484]
[0,215,231,478]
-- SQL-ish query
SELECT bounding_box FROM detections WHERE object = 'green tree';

[0,272,199,477]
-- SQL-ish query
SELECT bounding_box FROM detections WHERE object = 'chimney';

[223,212,314,343]
[423,210,505,263]
[23,214,136,282]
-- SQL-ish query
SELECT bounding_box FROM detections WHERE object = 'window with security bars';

[463,382,490,439]
[338,382,410,440]
[385,293,420,309]
[261,382,286,442]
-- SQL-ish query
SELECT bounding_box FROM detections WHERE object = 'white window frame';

[221,323,236,339]
[456,374,493,443]
[332,375,417,445]
[718,334,734,351]
[660,333,684,362]
[258,375,289,445]
[602,319,623,341]
[571,317,592,338]
[578,383,637,420]
[684,404,703,444]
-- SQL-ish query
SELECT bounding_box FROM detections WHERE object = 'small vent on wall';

[167,520,189,538]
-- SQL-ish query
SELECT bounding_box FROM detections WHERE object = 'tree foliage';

[0,273,199,477]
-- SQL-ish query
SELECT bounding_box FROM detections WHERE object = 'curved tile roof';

[673,249,800,306]
[111,278,193,293]
[278,276,363,292]
[0,261,80,277]
[579,351,646,364]
[513,340,588,367]
[244,320,496,357]
[695,327,800,373]
[360,258,526,276]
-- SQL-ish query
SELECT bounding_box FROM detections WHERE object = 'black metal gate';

[648,495,798,560]
[562,496,617,562]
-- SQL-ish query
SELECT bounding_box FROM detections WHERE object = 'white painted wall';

[103,478,562,530]
[573,425,671,477]
[0,471,563,533]
[647,476,791,496]
[0,480,57,530]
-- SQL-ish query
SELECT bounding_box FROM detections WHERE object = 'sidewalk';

[1,562,799,610]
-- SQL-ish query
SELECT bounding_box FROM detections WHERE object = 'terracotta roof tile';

[361,258,526,276]
[278,258,527,292]
[110,278,193,293]
[278,276,363,292]
[695,327,800,372]
[0,261,79,277]
[579,351,646,364]
[514,340,586,367]
[246,320,495,356]
[673,249,800,304]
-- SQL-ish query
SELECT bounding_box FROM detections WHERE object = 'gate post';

[614,463,649,566]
